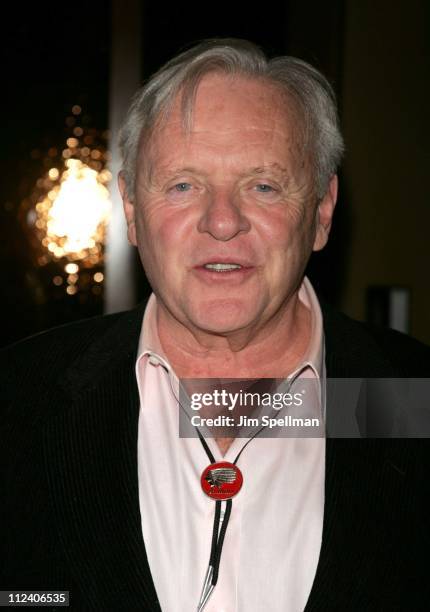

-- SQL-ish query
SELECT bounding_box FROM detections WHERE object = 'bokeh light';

[23,106,112,297]
[43,158,111,256]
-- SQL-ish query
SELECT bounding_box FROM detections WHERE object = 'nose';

[197,189,251,241]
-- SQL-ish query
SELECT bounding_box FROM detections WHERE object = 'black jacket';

[1,303,430,610]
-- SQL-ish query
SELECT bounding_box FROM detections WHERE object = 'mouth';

[193,259,255,283]
[203,263,243,272]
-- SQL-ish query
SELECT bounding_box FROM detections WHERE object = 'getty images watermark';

[178,378,324,438]
[178,378,430,438]
[188,387,318,429]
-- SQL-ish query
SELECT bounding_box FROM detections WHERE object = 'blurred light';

[48,168,59,180]
[36,159,111,260]
[72,105,82,115]
[27,208,36,222]
[29,126,111,296]
[66,137,79,148]
[65,262,79,274]
[99,169,112,182]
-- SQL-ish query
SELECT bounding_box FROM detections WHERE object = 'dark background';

[1,0,429,347]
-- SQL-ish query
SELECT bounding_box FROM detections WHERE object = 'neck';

[157,294,311,379]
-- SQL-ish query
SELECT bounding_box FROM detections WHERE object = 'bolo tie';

[169,373,292,611]
[196,425,266,611]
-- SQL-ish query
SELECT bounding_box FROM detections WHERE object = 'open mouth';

[203,263,242,272]
[193,259,254,282]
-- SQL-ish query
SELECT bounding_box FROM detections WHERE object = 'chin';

[188,299,260,335]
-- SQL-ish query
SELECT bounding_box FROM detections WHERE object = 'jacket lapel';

[305,303,407,609]
[43,307,160,609]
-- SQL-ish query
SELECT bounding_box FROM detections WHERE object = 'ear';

[312,174,338,252]
[118,171,137,246]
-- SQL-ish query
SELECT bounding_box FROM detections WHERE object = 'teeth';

[204,263,242,271]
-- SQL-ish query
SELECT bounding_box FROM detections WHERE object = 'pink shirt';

[136,277,325,612]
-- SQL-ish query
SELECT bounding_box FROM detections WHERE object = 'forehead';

[142,73,303,173]
[186,73,289,125]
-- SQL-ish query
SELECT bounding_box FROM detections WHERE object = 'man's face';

[121,73,337,339]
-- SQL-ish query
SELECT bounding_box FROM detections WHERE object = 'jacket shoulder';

[321,302,430,376]
[0,307,144,406]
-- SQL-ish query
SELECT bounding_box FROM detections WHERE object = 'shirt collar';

[136,293,172,372]
[294,276,325,380]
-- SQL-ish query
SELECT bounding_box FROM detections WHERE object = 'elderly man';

[1,39,430,611]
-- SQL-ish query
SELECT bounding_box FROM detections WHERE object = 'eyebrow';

[148,166,201,185]
[245,164,289,177]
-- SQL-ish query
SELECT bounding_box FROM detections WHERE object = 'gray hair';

[119,38,344,200]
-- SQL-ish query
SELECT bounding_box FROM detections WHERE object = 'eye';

[255,183,276,193]
[173,182,192,192]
